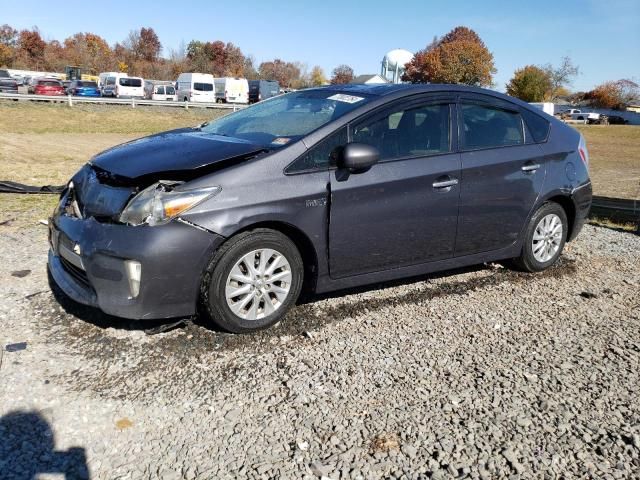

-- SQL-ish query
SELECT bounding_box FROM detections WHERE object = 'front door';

[329,99,460,279]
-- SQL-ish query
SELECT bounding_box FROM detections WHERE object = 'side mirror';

[340,143,380,173]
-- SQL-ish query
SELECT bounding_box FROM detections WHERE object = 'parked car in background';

[47,84,591,333]
[68,80,101,97]
[62,80,72,95]
[98,71,120,94]
[152,84,176,101]
[214,77,249,104]
[144,81,177,101]
[0,69,18,93]
[102,74,144,98]
[176,73,216,103]
[606,115,629,125]
[24,76,38,93]
[34,78,64,96]
[248,80,280,103]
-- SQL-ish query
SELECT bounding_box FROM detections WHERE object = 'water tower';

[381,49,414,83]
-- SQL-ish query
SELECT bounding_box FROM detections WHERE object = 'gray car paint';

[48,84,591,320]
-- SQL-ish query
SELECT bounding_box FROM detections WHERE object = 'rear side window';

[194,82,213,91]
[287,127,348,173]
[352,103,451,160]
[119,78,142,87]
[461,104,523,149]
[521,109,550,143]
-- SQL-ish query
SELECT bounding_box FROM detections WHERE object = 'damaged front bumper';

[48,212,225,320]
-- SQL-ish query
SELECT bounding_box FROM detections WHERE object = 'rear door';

[455,97,546,256]
[329,96,461,278]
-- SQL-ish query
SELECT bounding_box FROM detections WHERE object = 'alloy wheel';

[225,249,292,320]
[532,214,563,263]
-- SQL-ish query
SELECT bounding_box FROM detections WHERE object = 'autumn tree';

[139,27,161,62]
[403,26,495,86]
[242,55,259,80]
[0,24,17,66]
[63,33,112,74]
[506,65,552,102]
[310,66,327,86]
[16,29,46,69]
[258,59,301,87]
[330,64,354,84]
[585,79,639,109]
[223,42,244,76]
[543,56,579,101]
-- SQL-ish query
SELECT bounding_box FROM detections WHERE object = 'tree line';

[1,23,636,108]
[0,24,337,88]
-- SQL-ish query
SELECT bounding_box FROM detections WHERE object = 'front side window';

[461,103,524,149]
[287,127,348,173]
[352,103,451,161]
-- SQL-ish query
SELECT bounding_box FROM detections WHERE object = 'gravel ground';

[0,224,638,479]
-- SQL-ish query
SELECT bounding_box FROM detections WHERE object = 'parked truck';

[561,109,602,124]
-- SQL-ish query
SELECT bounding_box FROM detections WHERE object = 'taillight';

[578,135,589,169]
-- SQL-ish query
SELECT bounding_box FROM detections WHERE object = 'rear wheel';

[512,202,568,272]
[201,229,303,333]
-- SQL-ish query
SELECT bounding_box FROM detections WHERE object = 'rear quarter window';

[521,109,551,143]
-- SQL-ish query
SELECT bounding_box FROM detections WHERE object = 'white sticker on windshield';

[327,93,365,104]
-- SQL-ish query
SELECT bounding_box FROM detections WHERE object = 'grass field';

[576,125,640,199]
[0,101,638,229]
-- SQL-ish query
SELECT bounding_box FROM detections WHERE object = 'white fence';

[0,92,246,110]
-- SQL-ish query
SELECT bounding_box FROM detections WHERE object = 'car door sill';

[316,241,522,294]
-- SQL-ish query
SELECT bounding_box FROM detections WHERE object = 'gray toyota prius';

[48,84,592,333]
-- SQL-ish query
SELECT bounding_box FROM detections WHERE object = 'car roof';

[309,83,540,113]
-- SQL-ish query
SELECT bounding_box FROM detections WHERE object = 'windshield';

[201,90,371,147]
[77,81,97,88]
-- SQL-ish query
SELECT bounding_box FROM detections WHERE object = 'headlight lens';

[119,182,221,226]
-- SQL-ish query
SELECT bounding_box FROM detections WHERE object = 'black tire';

[512,202,568,272]
[200,229,303,333]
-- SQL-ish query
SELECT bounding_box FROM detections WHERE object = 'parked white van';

[214,77,249,104]
[102,73,144,98]
[98,71,120,93]
[176,73,216,103]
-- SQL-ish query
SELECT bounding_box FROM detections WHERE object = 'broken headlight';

[119,182,221,226]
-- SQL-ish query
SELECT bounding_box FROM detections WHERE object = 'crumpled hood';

[90,128,266,179]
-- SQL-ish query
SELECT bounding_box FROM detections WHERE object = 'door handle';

[521,163,541,172]
[432,178,459,189]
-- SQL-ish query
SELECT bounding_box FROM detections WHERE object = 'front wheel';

[512,202,568,272]
[200,229,303,333]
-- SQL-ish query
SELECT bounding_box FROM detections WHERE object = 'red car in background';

[33,78,64,96]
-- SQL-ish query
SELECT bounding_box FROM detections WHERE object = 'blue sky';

[4,0,639,91]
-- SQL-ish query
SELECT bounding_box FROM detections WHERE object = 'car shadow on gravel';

[43,258,578,353]
[0,410,90,479]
